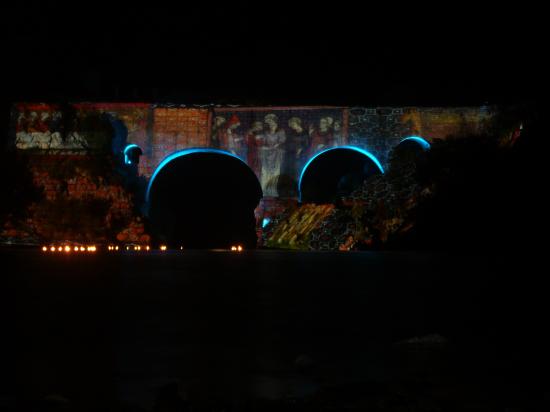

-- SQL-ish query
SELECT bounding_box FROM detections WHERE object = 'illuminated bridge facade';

[11,103,495,223]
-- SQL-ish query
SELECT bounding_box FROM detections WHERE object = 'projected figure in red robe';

[245,121,264,175]
[225,114,244,157]
[309,116,335,155]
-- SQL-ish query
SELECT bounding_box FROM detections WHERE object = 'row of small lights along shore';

[109,245,170,251]
[42,245,97,253]
[41,244,166,252]
[42,244,244,252]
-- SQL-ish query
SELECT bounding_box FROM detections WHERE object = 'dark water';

[7,250,547,411]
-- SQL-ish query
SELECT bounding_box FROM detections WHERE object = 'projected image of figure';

[209,107,346,198]
[211,116,226,148]
[258,113,286,196]
[310,116,335,154]
[15,109,77,149]
[225,114,245,157]
[333,119,344,145]
[211,114,244,156]
[246,121,264,174]
[15,111,40,149]
[287,117,310,165]
[277,116,310,196]
[325,116,334,130]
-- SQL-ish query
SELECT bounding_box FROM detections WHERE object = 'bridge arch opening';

[389,136,431,169]
[124,144,142,165]
[146,149,262,249]
[298,146,384,203]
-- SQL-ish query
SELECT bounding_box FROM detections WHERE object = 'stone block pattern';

[150,108,209,176]
[348,106,493,169]
[348,107,411,168]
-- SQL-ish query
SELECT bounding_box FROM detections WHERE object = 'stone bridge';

[11,103,500,240]
[12,103,495,204]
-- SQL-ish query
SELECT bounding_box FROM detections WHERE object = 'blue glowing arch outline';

[297,145,385,202]
[124,144,142,165]
[145,148,249,203]
[399,136,431,150]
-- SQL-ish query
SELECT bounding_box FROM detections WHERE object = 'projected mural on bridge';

[14,103,149,153]
[7,102,499,247]
[211,107,348,197]
[11,102,494,207]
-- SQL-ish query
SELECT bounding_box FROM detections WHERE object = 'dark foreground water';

[6,250,548,411]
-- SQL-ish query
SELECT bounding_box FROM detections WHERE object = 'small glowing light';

[80,246,85,251]
[134,245,138,251]
[58,246,63,252]
[160,245,167,251]
[115,246,119,250]
[231,246,237,251]
[237,245,243,252]
[42,246,48,252]
[74,246,79,252]
[180,246,184,251]
[137,245,141,251]
[262,217,271,228]
[50,246,56,252]
[64,245,71,252]
[126,246,130,251]
[146,245,150,251]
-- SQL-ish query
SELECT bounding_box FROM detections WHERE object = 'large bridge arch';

[145,148,258,205]
[388,135,431,168]
[298,146,384,203]
[145,148,262,248]
[397,136,431,151]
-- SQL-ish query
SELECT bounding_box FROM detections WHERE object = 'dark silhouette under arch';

[147,151,262,248]
[299,147,383,203]
[390,136,430,166]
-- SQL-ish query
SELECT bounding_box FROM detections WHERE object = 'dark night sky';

[1,1,545,107]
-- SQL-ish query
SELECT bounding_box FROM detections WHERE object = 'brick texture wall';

[149,107,209,176]
[1,154,149,244]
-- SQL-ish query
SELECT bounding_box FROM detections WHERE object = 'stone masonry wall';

[348,106,494,168]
